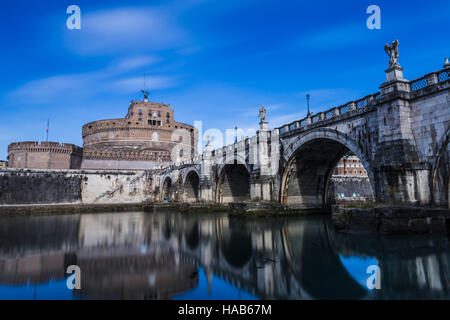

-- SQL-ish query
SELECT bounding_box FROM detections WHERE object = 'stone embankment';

[332,205,450,235]
[0,203,144,217]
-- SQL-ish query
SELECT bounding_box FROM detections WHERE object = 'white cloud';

[66,7,188,55]
[8,55,176,103]
[112,76,178,93]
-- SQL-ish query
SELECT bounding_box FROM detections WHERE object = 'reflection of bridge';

[153,56,449,208]
[0,211,448,299]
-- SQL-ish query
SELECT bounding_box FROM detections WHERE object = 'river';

[0,210,448,300]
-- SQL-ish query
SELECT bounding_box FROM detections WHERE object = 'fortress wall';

[0,169,151,205]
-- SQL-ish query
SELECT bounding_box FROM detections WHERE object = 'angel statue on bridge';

[384,40,400,69]
[258,105,267,123]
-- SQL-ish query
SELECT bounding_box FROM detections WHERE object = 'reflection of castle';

[0,211,448,300]
[7,96,198,170]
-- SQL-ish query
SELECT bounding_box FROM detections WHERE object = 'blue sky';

[0,0,449,160]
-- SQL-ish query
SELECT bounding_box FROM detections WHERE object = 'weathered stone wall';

[328,176,374,201]
[0,169,81,204]
[0,169,151,205]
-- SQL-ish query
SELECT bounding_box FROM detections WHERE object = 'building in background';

[329,154,373,202]
[333,155,368,177]
[5,95,198,171]
[81,98,198,170]
[0,160,7,168]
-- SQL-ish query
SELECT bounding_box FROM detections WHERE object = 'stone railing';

[410,68,449,92]
[158,65,450,170]
[278,92,381,135]
[278,66,450,135]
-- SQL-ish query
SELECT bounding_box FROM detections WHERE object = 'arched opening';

[184,221,200,250]
[327,151,374,204]
[162,177,172,201]
[217,220,253,268]
[281,138,373,207]
[216,164,250,203]
[432,134,449,208]
[183,170,200,202]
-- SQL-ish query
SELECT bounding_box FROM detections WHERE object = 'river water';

[0,210,448,300]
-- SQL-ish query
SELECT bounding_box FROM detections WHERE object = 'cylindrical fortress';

[81,100,198,170]
[7,142,83,169]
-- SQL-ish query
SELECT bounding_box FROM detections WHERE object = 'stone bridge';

[152,57,450,208]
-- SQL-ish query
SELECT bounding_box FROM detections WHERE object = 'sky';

[0,0,449,160]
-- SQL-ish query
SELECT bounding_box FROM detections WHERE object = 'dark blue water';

[0,210,448,300]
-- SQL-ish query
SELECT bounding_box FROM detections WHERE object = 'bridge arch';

[182,168,201,202]
[215,159,251,203]
[280,128,375,206]
[161,176,173,201]
[216,217,253,269]
[431,129,449,207]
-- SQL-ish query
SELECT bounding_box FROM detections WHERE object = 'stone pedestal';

[375,65,431,205]
[385,65,404,82]
[200,143,213,202]
[379,65,410,97]
[252,121,272,201]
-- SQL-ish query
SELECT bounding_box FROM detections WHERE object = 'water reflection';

[0,211,448,300]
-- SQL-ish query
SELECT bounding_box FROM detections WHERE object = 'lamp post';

[306,94,312,117]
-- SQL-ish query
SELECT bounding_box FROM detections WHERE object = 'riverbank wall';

[332,206,450,234]
[0,168,151,205]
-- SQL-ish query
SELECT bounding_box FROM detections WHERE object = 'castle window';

[158,111,161,117]
[148,120,152,126]
[138,109,142,115]
[166,119,170,123]
[157,120,161,126]
[138,116,142,121]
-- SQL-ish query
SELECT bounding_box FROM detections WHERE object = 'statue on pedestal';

[384,40,400,69]
[258,105,267,123]
[141,90,150,101]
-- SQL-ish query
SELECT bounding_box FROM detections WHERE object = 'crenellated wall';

[7,141,83,170]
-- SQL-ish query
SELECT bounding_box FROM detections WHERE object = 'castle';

[7,96,198,170]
